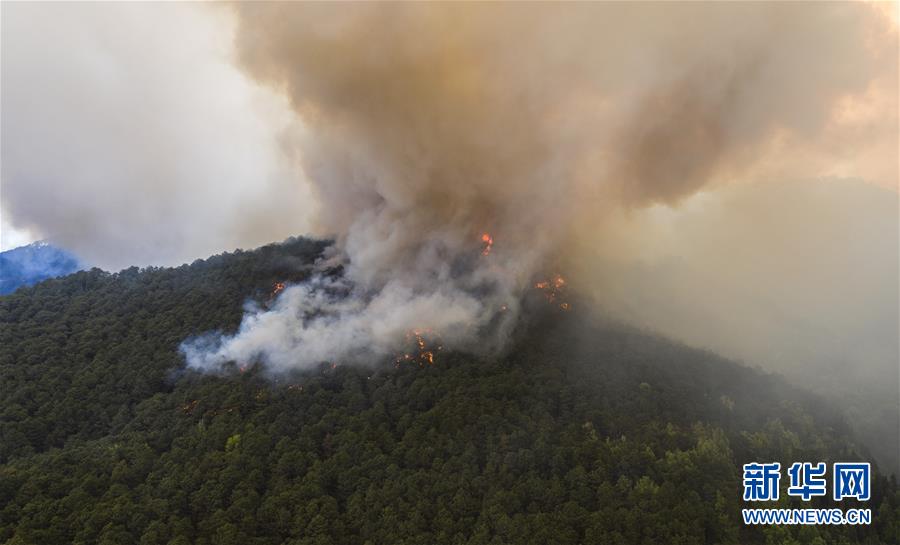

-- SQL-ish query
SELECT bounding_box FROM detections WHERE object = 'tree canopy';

[1,237,896,544]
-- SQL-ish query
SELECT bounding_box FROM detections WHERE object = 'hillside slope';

[0,237,897,545]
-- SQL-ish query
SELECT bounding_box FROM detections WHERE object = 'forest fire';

[480,233,494,256]
[534,274,565,292]
[269,282,286,300]
[534,274,571,311]
[395,328,443,367]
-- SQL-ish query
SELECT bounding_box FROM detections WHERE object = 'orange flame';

[270,282,286,300]
[534,274,571,310]
[395,328,442,367]
[480,232,494,256]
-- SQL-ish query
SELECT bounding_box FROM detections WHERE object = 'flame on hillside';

[395,328,443,367]
[534,274,571,311]
[270,282,286,300]
[480,233,494,256]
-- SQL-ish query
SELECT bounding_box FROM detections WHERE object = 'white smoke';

[182,267,512,372]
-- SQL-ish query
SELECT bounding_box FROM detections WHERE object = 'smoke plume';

[182,2,897,373]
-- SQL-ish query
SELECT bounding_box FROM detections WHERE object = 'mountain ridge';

[0,240,84,295]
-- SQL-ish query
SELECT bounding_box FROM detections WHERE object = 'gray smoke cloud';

[1,2,315,269]
[182,2,896,373]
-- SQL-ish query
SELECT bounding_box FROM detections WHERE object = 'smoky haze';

[585,178,899,471]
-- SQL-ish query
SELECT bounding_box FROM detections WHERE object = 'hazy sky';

[1,3,316,264]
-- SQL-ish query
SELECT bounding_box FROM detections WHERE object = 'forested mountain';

[0,241,83,295]
[0,237,897,545]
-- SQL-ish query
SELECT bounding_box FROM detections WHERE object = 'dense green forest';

[1,237,897,544]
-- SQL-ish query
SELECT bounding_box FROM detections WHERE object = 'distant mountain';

[0,241,84,294]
